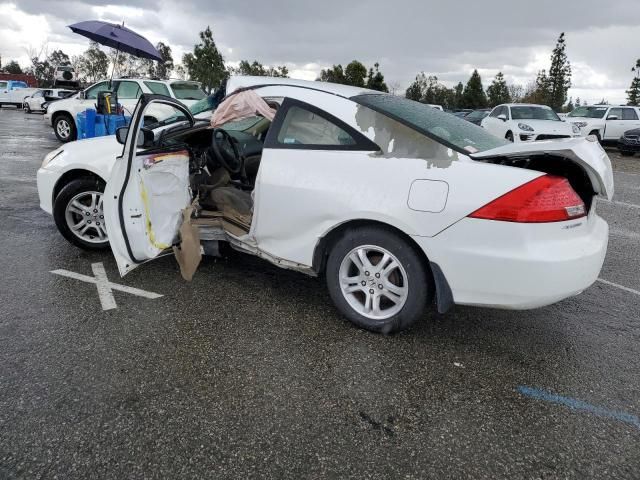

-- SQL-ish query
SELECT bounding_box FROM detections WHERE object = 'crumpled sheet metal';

[173,206,202,281]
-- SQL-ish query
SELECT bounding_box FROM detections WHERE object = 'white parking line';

[51,262,163,311]
[597,278,640,297]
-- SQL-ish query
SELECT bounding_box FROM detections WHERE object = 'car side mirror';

[78,91,86,100]
[607,115,618,120]
[497,114,507,121]
[116,126,128,145]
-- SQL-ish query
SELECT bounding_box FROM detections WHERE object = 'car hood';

[471,137,614,200]
[566,116,604,124]
[58,135,121,175]
[513,119,573,133]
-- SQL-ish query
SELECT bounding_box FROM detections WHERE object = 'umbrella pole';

[110,48,119,88]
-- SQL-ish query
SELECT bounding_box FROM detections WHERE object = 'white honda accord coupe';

[482,103,581,142]
[37,76,613,333]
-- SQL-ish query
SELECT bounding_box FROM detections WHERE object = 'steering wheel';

[210,128,242,175]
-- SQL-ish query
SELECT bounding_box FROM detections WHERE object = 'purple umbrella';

[68,20,163,62]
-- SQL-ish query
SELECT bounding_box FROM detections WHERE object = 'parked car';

[23,88,76,113]
[37,76,613,334]
[617,127,640,156]
[427,104,444,111]
[0,80,38,108]
[45,78,207,142]
[464,109,491,126]
[452,109,473,118]
[53,65,80,88]
[481,103,579,142]
[567,105,640,142]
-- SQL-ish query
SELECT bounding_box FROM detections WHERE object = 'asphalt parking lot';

[1,107,639,479]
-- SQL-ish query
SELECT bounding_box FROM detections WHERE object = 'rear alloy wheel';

[506,131,514,142]
[326,227,433,334]
[53,178,109,250]
[54,114,77,142]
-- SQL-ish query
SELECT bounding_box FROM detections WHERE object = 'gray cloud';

[3,0,637,102]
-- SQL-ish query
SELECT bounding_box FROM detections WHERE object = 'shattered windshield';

[352,94,507,154]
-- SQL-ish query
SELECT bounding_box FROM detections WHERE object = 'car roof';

[501,103,553,108]
[226,75,382,99]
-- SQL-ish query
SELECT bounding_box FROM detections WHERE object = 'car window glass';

[85,82,109,99]
[277,106,357,146]
[0,81,7,89]
[170,82,206,101]
[607,108,622,120]
[622,108,638,120]
[568,106,608,118]
[489,107,500,118]
[511,106,560,121]
[352,94,507,154]
[117,81,142,99]
[144,81,171,96]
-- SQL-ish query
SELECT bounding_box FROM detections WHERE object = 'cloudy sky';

[0,0,637,103]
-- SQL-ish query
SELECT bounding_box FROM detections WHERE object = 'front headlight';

[518,123,534,132]
[572,124,581,134]
[572,121,587,128]
[41,148,63,168]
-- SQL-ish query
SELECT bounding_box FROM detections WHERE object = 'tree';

[575,97,581,107]
[148,42,173,79]
[462,69,487,109]
[183,26,227,93]
[565,97,574,112]
[4,60,22,74]
[48,49,70,67]
[523,70,549,104]
[486,72,511,107]
[234,60,288,77]
[404,72,457,109]
[73,42,109,84]
[508,83,524,103]
[365,62,388,92]
[626,59,640,106]
[546,32,572,110]
[453,82,465,109]
[405,73,425,101]
[174,64,188,80]
[318,64,345,84]
[344,60,367,87]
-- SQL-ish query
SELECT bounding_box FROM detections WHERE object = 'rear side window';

[85,81,109,99]
[622,108,638,120]
[352,94,507,154]
[277,106,357,146]
[144,81,171,96]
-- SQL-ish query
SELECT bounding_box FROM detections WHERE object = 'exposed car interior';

[156,105,276,237]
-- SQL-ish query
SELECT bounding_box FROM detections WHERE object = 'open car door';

[104,94,195,276]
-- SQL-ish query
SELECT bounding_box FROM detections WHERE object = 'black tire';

[505,131,514,142]
[53,177,109,251]
[620,150,635,157]
[53,113,77,142]
[325,226,433,334]
[24,103,31,113]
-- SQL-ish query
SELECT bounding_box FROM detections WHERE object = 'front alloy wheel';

[54,115,76,142]
[53,178,109,250]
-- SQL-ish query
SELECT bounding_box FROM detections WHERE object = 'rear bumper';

[414,212,608,309]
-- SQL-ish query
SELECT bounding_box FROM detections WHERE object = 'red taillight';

[469,175,586,223]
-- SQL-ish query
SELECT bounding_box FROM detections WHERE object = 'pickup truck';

[567,105,640,142]
[0,80,38,108]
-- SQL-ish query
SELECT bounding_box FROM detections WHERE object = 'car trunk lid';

[470,137,614,200]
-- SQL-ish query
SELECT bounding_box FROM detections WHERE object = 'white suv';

[45,78,206,142]
[567,105,640,142]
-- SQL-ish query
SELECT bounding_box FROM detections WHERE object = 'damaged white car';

[38,76,614,333]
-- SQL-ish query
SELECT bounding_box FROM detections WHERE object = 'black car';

[464,109,491,126]
[618,128,640,156]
